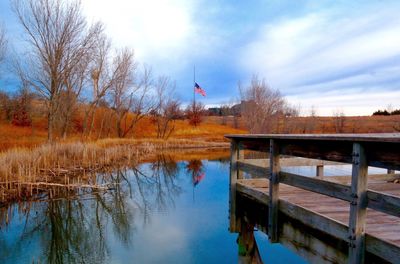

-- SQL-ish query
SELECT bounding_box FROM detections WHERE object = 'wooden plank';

[236,184,349,241]
[237,160,269,178]
[238,157,341,167]
[236,182,269,204]
[235,181,400,263]
[225,133,400,143]
[367,190,400,218]
[279,172,352,202]
[365,235,400,263]
[226,135,400,170]
[268,139,280,242]
[348,143,368,264]
[238,160,400,184]
[279,199,349,242]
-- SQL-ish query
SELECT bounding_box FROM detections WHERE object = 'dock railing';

[226,134,400,264]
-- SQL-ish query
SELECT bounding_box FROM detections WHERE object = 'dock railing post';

[316,165,324,177]
[229,139,244,233]
[268,139,280,242]
[348,143,368,264]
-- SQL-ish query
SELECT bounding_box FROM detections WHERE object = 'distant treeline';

[372,109,400,116]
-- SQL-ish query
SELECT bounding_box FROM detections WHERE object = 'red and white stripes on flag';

[194,82,206,97]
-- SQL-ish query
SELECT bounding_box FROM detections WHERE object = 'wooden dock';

[226,133,400,264]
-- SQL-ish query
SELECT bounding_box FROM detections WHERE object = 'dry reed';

[0,138,228,204]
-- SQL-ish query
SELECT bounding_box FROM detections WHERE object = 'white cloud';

[239,6,400,115]
[288,89,400,116]
[82,0,196,76]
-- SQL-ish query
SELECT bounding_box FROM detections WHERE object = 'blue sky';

[1,0,400,115]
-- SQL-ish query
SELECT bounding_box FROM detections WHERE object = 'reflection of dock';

[226,134,400,264]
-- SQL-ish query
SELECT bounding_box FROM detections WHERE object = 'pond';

[0,151,309,264]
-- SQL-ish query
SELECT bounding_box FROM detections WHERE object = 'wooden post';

[348,143,368,264]
[230,139,244,233]
[268,139,280,242]
[316,165,324,177]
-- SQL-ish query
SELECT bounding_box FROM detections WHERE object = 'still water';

[0,153,307,264]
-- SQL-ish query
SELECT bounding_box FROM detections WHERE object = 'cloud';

[239,3,400,115]
[82,0,197,76]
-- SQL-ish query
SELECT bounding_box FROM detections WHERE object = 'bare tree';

[11,87,33,127]
[333,109,346,133]
[0,25,7,67]
[110,48,136,137]
[302,105,318,133]
[186,101,205,126]
[239,76,288,133]
[109,50,153,138]
[153,76,180,139]
[220,103,231,125]
[123,64,155,137]
[12,0,102,141]
[83,32,114,137]
[58,54,90,139]
[0,91,13,121]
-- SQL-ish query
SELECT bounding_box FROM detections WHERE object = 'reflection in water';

[237,221,263,264]
[186,160,205,187]
[0,154,182,264]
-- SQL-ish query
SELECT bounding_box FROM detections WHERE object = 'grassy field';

[0,117,246,151]
[0,113,399,204]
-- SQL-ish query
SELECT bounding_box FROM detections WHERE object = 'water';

[0,153,308,264]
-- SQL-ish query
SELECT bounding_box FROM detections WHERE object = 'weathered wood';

[236,183,349,241]
[367,190,400,218]
[268,139,280,242]
[237,220,262,264]
[365,234,400,263]
[279,199,349,242]
[236,182,269,203]
[238,157,341,167]
[279,172,352,202]
[226,134,400,170]
[348,143,368,264]
[225,133,400,143]
[237,158,400,183]
[319,173,400,184]
[229,139,243,232]
[238,142,244,179]
[235,179,400,263]
[237,160,269,179]
[316,165,324,177]
[279,218,348,264]
[227,133,400,263]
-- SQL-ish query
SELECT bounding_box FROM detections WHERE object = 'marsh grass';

[0,138,228,204]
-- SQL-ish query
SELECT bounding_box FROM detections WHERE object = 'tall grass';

[0,138,228,204]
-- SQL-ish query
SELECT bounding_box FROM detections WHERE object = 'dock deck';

[226,133,400,264]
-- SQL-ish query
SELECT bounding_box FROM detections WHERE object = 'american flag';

[194,82,206,97]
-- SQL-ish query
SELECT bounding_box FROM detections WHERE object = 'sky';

[1,0,400,116]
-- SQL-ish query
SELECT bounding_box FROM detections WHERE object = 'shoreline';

[0,139,230,205]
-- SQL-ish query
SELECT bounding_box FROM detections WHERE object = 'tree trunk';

[47,111,53,142]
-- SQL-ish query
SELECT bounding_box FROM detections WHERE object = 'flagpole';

[193,65,196,108]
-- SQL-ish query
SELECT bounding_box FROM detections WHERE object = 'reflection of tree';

[186,159,205,186]
[130,154,181,224]
[0,154,183,263]
[29,181,133,264]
